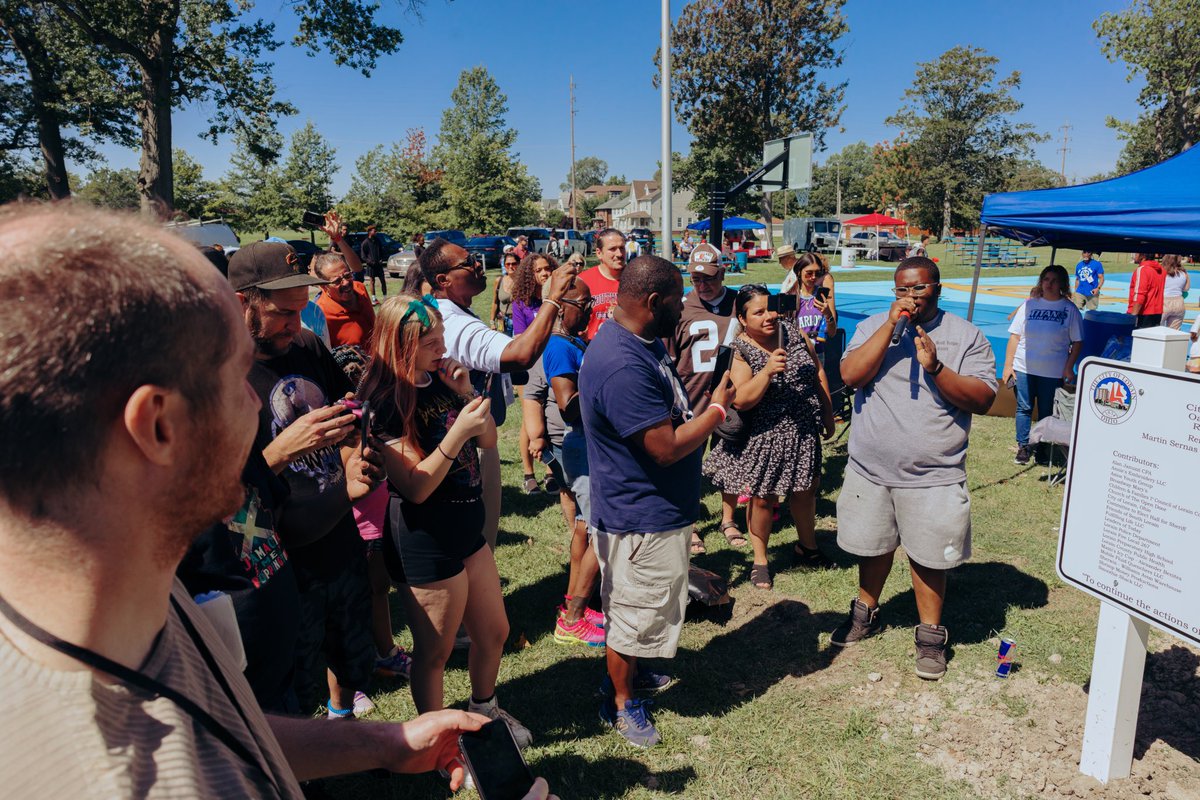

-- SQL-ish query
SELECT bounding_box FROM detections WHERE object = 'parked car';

[386,247,419,279]
[848,230,908,261]
[629,227,656,253]
[424,229,469,247]
[164,218,241,255]
[285,239,322,269]
[551,228,590,257]
[505,227,550,246]
[345,231,404,259]
[466,235,517,269]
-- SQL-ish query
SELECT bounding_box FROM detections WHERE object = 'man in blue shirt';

[1072,251,1105,311]
[578,256,735,747]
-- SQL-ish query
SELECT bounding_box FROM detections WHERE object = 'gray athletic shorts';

[591,526,690,659]
[836,467,972,570]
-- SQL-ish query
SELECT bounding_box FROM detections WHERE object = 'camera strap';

[0,590,282,797]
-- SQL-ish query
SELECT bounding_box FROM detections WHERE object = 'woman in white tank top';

[1161,254,1190,330]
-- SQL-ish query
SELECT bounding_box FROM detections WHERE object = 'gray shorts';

[836,467,972,570]
[591,526,690,659]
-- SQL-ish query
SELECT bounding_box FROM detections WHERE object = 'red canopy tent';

[844,212,906,227]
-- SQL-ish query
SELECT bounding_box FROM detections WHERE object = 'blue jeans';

[1015,371,1061,446]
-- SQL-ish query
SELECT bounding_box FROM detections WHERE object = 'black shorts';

[384,495,487,586]
[293,555,374,700]
[368,263,386,278]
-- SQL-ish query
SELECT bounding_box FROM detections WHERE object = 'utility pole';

[659,0,672,259]
[1058,122,1072,183]
[835,160,842,217]
[569,76,577,228]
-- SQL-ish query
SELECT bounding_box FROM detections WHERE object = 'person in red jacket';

[1127,253,1165,328]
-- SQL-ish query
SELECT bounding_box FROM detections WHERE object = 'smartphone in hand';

[300,209,326,230]
[768,293,798,315]
[814,285,831,303]
[458,720,534,800]
[709,345,733,393]
[359,401,372,457]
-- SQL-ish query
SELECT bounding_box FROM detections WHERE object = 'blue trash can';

[734,251,748,272]
[1080,310,1135,362]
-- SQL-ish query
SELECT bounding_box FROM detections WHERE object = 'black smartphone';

[768,293,798,315]
[300,209,326,229]
[483,371,496,397]
[359,401,372,457]
[458,720,535,800]
[814,285,831,303]
[709,345,733,392]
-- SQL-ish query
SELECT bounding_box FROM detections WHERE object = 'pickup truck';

[847,230,909,262]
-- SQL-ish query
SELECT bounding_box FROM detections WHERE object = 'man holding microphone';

[832,257,996,680]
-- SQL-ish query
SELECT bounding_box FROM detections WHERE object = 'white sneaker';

[467,697,532,748]
[353,691,375,718]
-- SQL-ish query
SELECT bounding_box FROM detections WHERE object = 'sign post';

[1058,327,1193,783]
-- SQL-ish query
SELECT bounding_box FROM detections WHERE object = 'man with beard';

[0,203,562,798]
[665,242,745,552]
[577,228,626,340]
[230,241,381,718]
[579,255,735,747]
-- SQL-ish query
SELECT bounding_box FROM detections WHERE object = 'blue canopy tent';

[965,146,1200,319]
[686,216,763,231]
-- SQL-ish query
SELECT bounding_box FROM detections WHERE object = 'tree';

[561,156,607,191]
[210,128,285,236]
[798,141,874,217]
[77,167,140,210]
[885,46,1044,236]
[1095,0,1200,171]
[1004,160,1065,192]
[436,67,540,232]
[280,122,338,219]
[172,149,215,220]
[339,128,447,237]
[862,137,919,216]
[605,174,627,185]
[662,0,848,241]
[0,1,138,198]
[26,0,419,217]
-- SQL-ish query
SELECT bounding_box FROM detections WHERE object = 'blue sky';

[95,0,1143,199]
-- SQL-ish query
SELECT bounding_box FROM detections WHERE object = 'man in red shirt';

[1127,252,1165,328]
[313,252,376,347]
[578,228,626,340]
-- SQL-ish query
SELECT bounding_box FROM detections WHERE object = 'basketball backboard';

[762,132,813,191]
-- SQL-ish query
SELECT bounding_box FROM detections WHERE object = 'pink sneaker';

[562,595,605,629]
[553,614,605,648]
[737,493,751,505]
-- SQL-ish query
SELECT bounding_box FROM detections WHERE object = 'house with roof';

[649,187,699,235]
[611,180,659,231]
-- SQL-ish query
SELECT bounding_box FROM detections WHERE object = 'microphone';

[891,310,911,345]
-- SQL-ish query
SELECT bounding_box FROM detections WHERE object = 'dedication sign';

[1058,357,1200,646]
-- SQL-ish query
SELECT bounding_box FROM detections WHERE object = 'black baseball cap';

[227,241,327,292]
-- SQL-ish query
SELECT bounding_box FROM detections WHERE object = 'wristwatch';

[928,360,944,377]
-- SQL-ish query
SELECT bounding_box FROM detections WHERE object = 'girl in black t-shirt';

[358,294,532,747]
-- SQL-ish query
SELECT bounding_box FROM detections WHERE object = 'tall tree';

[662,0,848,241]
[798,141,875,217]
[436,67,540,232]
[172,148,214,220]
[560,156,607,191]
[339,128,446,237]
[210,128,285,236]
[30,0,417,217]
[0,1,137,198]
[1095,0,1200,171]
[279,121,338,220]
[885,46,1044,236]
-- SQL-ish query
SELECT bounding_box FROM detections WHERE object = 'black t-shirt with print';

[178,449,299,710]
[375,377,483,507]
[248,330,363,587]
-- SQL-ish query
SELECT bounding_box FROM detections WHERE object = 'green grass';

[313,244,1147,799]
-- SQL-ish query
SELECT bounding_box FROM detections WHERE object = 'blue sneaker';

[609,698,660,748]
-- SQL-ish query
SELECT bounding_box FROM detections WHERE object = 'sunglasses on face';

[448,254,481,273]
[560,297,593,310]
[891,283,938,297]
[329,273,354,285]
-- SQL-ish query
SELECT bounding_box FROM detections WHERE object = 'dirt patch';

[845,642,1200,798]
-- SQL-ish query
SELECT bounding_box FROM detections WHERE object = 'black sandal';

[794,543,834,569]
[720,522,749,548]
[749,563,772,589]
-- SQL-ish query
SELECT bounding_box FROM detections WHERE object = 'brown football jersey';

[667,288,740,410]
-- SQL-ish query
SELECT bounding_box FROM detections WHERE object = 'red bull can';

[996,637,1016,678]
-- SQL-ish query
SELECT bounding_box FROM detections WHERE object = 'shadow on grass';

[1123,645,1200,762]
[498,484,560,521]
[533,753,696,798]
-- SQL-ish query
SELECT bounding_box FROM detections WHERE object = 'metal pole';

[967,227,987,322]
[569,76,576,229]
[660,0,672,259]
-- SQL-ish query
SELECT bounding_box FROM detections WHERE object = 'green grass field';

[303,252,1200,800]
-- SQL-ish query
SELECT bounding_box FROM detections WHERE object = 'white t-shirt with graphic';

[1008,298,1083,378]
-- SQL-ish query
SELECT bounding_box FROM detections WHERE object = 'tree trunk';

[5,21,71,199]
[136,21,175,218]
[941,191,951,240]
